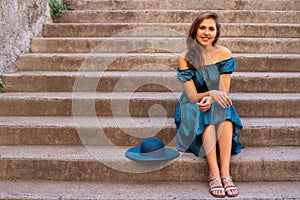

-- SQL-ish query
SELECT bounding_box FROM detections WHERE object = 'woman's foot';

[208,177,225,198]
[222,177,239,197]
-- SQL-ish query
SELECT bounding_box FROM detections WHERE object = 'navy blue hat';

[125,138,179,161]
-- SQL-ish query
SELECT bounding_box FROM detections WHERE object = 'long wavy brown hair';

[185,11,221,69]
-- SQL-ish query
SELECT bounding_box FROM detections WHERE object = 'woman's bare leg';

[218,120,238,196]
[202,125,224,197]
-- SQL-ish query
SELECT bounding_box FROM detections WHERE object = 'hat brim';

[125,146,180,161]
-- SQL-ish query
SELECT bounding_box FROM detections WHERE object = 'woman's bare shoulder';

[178,50,189,70]
[215,45,232,61]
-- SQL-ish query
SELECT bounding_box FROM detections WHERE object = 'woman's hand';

[198,96,213,112]
[209,90,232,108]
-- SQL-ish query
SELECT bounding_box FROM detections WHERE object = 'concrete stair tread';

[1,180,300,200]
[0,116,299,147]
[30,37,300,54]
[4,71,300,77]
[1,116,299,128]
[32,37,300,40]
[45,22,300,25]
[1,145,299,162]
[54,10,300,23]
[3,71,300,93]
[19,52,300,57]
[0,92,298,117]
[1,92,300,100]
[59,9,300,12]
[17,53,300,72]
[43,22,300,38]
[64,0,300,11]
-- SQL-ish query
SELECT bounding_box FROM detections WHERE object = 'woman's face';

[196,18,217,47]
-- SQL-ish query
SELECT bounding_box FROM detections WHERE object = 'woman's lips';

[201,37,210,42]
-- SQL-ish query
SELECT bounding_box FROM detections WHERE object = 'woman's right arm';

[178,55,210,104]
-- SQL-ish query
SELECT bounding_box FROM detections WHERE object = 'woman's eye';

[209,27,215,31]
[199,26,205,30]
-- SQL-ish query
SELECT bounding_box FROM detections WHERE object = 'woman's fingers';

[216,95,232,108]
[217,99,227,108]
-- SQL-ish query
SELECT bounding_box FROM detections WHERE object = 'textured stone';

[0,146,299,181]
[0,0,51,73]
[17,53,300,72]
[43,23,300,38]
[64,0,300,11]
[30,37,300,54]
[1,180,300,200]
[0,92,299,117]
[2,71,300,93]
[0,116,299,147]
[53,10,300,23]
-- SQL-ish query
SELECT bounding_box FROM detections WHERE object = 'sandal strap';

[208,177,223,189]
[208,177,222,182]
[221,176,233,183]
[222,177,238,191]
[225,186,237,191]
[210,187,225,192]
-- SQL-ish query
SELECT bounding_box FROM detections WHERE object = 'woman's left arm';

[219,73,231,94]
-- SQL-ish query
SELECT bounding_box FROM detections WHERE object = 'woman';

[174,11,244,198]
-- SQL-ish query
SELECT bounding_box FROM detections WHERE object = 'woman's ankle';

[220,171,230,178]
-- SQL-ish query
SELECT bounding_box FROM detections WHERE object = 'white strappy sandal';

[208,177,225,198]
[222,177,239,197]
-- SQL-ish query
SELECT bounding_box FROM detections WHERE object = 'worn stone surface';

[54,10,300,23]
[0,92,299,117]
[29,37,300,54]
[1,180,300,200]
[0,116,299,146]
[2,71,300,93]
[17,53,300,72]
[0,0,51,73]
[0,146,299,181]
[65,0,300,11]
[43,23,300,38]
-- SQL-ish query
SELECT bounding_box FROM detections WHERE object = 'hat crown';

[140,138,165,156]
[125,137,179,161]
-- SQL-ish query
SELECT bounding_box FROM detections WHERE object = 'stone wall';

[0,0,51,73]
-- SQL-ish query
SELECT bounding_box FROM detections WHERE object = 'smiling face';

[196,18,217,47]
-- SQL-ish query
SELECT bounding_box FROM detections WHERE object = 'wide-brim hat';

[125,138,179,161]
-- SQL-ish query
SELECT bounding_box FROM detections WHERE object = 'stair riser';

[43,23,300,38]
[3,75,300,93]
[18,54,300,72]
[54,11,300,23]
[0,158,299,182]
[64,0,300,11]
[0,126,299,147]
[0,98,299,117]
[31,38,300,54]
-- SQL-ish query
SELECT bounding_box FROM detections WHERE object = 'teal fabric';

[174,57,244,158]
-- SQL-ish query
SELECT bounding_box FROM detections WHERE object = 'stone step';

[18,53,300,72]
[0,145,299,181]
[53,10,300,24]
[43,23,300,38]
[1,180,300,200]
[0,92,299,117]
[64,0,300,11]
[30,37,300,54]
[2,71,300,93]
[0,116,299,147]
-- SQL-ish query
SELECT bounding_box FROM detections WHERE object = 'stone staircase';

[1,0,300,199]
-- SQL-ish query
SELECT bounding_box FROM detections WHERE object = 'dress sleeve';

[176,68,195,82]
[219,57,236,74]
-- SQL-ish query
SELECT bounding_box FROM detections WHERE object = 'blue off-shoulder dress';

[174,57,244,158]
